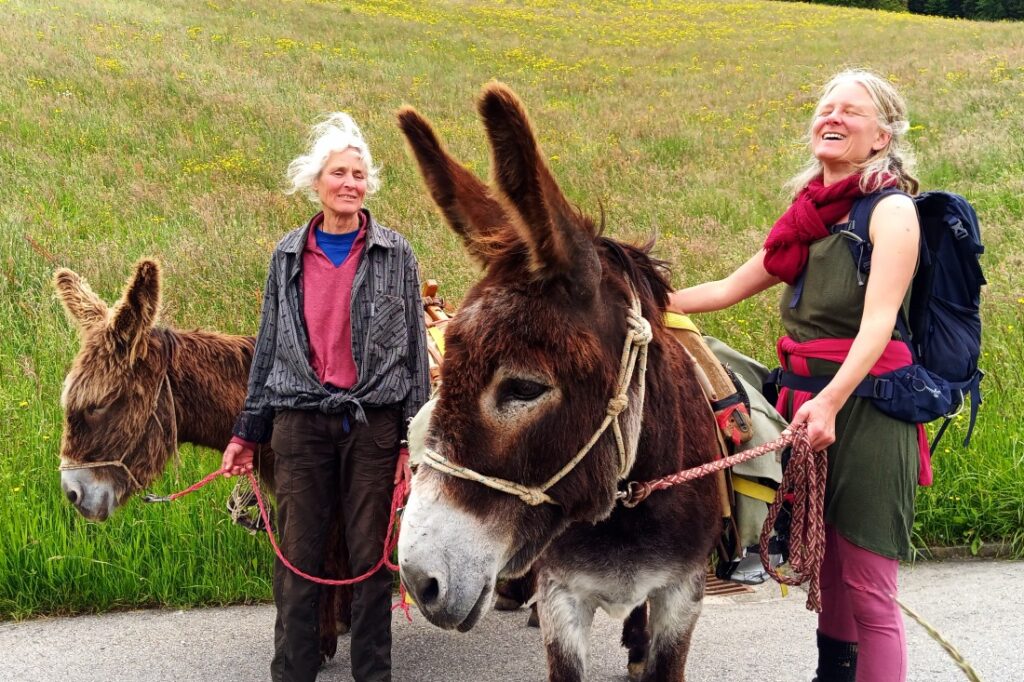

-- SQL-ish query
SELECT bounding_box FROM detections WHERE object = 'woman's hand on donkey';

[221,442,255,477]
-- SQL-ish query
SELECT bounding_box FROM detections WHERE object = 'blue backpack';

[844,189,985,449]
[769,190,985,450]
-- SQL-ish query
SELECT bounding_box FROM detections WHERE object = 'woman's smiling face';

[811,81,891,177]
[314,147,368,218]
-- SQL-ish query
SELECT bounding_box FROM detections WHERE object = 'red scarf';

[763,173,895,285]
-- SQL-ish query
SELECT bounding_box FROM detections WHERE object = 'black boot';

[812,631,858,682]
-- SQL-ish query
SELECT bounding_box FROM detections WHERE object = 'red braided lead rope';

[148,455,414,621]
[618,429,800,507]
[756,426,826,613]
[620,425,826,612]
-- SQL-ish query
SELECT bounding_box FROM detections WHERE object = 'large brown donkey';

[54,261,351,661]
[397,84,722,682]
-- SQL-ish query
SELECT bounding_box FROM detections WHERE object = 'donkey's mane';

[597,236,672,313]
[146,325,257,409]
[473,209,670,320]
[151,325,255,367]
[144,325,256,452]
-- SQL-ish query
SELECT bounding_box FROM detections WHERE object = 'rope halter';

[58,373,178,493]
[420,290,652,506]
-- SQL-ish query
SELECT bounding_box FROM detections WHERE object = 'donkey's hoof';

[495,595,522,611]
[526,604,540,628]
[627,660,646,682]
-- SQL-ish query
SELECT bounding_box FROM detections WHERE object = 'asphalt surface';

[2,559,1020,681]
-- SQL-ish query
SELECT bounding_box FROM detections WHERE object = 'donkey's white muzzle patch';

[398,469,509,631]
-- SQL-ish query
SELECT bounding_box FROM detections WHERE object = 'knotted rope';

[619,425,827,612]
[420,291,652,506]
[756,426,827,612]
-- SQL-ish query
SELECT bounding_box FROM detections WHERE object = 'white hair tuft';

[285,112,382,202]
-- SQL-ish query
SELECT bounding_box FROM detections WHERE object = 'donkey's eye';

[83,405,110,421]
[498,378,549,404]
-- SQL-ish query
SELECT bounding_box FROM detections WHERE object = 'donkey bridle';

[419,291,652,506]
[58,372,179,493]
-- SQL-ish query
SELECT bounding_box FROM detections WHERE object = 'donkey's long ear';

[397,106,511,266]
[109,259,161,362]
[54,268,110,332]
[478,82,597,284]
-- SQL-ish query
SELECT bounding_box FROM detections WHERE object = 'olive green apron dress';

[780,229,918,560]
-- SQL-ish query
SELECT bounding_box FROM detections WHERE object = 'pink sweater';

[230,213,365,453]
[303,212,366,390]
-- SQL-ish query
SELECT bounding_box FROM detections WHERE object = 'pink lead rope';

[620,425,826,612]
[146,451,414,621]
[153,430,824,614]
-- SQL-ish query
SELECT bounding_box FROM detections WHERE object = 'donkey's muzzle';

[400,561,492,632]
[398,468,509,631]
[401,564,441,613]
[60,470,117,521]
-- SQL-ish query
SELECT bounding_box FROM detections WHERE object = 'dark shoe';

[812,631,858,682]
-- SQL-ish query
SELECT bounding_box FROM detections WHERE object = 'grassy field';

[1,0,1022,618]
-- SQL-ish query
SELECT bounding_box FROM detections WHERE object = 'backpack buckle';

[948,216,969,240]
[871,378,893,400]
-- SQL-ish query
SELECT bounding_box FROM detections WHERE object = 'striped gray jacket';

[232,210,430,443]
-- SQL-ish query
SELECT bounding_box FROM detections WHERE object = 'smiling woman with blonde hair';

[669,69,922,681]
[222,112,430,682]
[786,69,919,197]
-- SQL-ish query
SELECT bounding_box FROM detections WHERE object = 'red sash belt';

[776,336,932,486]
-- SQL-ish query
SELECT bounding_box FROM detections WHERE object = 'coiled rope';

[619,425,827,612]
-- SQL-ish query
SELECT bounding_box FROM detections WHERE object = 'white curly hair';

[285,112,382,202]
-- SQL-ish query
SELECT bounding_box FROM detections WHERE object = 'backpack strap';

[841,188,908,275]
[841,188,921,362]
[763,368,894,401]
[789,188,906,309]
[931,369,984,450]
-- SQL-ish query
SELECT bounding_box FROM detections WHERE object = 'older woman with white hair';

[222,113,430,682]
[669,69,922,681]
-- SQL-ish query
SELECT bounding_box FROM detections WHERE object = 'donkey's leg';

[527,602,540,628]
[622,603,650,682]
[318,512,341,664]
[642,567,705,682]
[318,585,339,664]
[538,577,595,682]
[496,568,541,628]
[495,569,535,611]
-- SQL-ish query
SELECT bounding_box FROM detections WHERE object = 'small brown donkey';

[397,83,722,682]
[54,261,351,661]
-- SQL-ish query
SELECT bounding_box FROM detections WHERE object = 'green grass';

[1,0,1022,618]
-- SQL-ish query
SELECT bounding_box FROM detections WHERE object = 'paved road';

[2,559,1020,681]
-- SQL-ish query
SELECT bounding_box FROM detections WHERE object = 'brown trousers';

[269,406,400,682]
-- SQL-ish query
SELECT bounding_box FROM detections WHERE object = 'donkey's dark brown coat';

[397,84,722,682]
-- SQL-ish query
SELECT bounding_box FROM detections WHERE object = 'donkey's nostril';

[403,564,442,608]
[420,577,440,606]
[61,476,84,509]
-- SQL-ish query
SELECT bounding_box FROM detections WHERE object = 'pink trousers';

[818,525,907,682]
